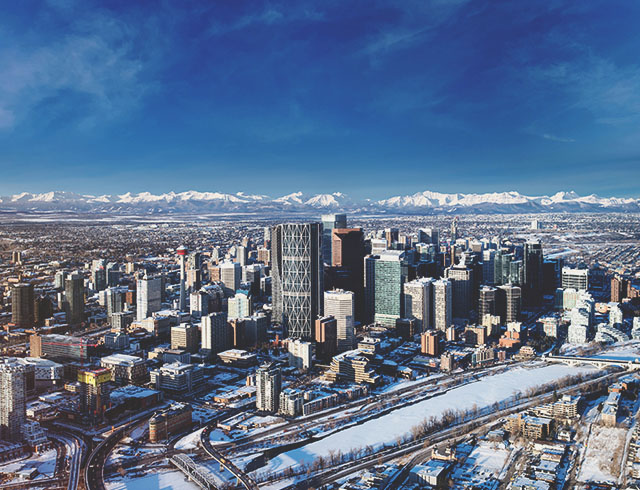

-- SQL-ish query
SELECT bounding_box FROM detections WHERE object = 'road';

[46,430,85,490]
[201,425,259,490]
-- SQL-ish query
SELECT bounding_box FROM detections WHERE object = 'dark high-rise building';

[331,228,366,321]
[418,228,439,248]
[478,285,497,321]
[445,264,473,319]
[523,241,543,306]
[497,285,521,324]
[64,272,85,326]
[611,275,628,303]
[494,250,523,286]
[271,223,323,339]
[11,283,35,328]
[34,295,54,325]
[315,316,337,360]
[384,228,399,249]
[321,214,347,265]
[92,267,107,292]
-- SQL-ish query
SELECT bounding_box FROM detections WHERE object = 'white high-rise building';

[561,268,589,291]
[403,278,433,332]
[201,312,229,353]
[136,274,162,321]
[219,261,242,295]
[256,363,281,413]
[177,246,187,312]
[190,290,210,318]
[609,303,624,329]
[370,238,387,255]
[287,339,313,370]
[0,358,26,442]
[228,292,252,320]
[324,289,355,351]
[433,279,452,331]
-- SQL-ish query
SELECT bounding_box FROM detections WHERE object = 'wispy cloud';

[0,5,163,130]
[540,133,575,143]
[529,53,640,126]
[206,4,325,37]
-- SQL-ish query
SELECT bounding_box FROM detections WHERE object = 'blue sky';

[1,0,639,198]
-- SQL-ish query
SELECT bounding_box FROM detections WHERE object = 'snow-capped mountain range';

[1,190,638,214]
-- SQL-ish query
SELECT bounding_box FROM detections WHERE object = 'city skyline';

[1,1,640,197]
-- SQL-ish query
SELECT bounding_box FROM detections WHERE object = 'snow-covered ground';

[255,364,594,475]
[0,449,57,480]
[106,469,199,490]
[209,428,234,444]
[465,442,511,474]
[174,428,204,450]
[577,425,626,484]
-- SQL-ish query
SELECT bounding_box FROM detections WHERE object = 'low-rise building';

[507,412,553,440]
[324,350,380,385]
[100,353,147,385]
[217,349,258,367]
[149,403,192,442]
[279,388,304,417]
[150,362,204,394]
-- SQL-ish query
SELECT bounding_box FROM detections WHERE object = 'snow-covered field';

[209,428,234,444]
[174,428,204,450]
[106,469,199,490]
[465,442,511,473]
[256,364,594,475]
[0,449,57,480]
[577,425,626,484]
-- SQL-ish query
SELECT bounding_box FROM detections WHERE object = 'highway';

[46,430,85,490]
[201,425,259,490]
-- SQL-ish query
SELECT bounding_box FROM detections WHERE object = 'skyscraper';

[271,223,323,339]
[331,227,365,321]
[445,264,473,319]
[219,261,242,295]
[433,279,452,331]
[478,285,497,321]
[11,283,35,329]
[324,289,355,351]
[403,278,433,332]
[201,312,229,353]
[0,359,26,442]
[171,323,199,353]
[370,251,407,327]
[494,251,523,286]
[523,241,543,306]
[418,228,439,248]
[64,272,85,326]
[497,285,521,324]
[562,268,589,291]
[177,246,187,312]
[228,292,252,320]
[256,362,282,413]
[482,250,496,284]
[136,274,162,321]
[321,213,347,265]
[451,217,459,241]
[315,316,338,360]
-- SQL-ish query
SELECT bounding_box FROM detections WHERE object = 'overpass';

[546,354,640,370]
[170,454,219,490]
